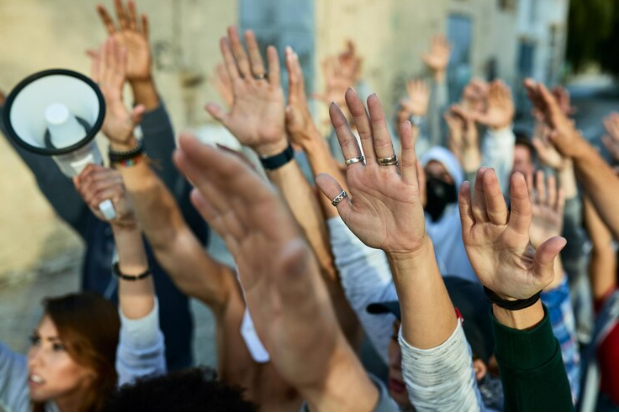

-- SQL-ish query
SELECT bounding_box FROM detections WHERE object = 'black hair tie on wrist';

[483,287,542,311]
[113,261,152,281]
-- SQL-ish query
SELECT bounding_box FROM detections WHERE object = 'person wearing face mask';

[421,146,479,283]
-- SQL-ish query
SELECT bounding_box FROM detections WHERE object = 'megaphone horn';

[3,69,116,221]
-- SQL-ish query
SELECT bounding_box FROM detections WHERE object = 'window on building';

[447,13,473,103]
[239,0,315,97]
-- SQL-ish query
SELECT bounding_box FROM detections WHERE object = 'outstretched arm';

[317,89,481,411]
[74,165,165,384]
[91,36,234,313]
[174,134,390,412]
[525,79,619,239]
[459,168,574,411]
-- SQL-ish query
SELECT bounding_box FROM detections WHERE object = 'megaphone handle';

[98,199,117,221]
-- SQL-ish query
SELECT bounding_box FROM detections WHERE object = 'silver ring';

[345,155,364,166]
[254,72,268,80]
[377,154,398,166]
[331,190,348,207]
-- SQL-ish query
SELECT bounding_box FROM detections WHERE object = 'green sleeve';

[492,305,575,412]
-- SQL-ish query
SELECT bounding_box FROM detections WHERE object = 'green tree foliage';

[566,0,618,74]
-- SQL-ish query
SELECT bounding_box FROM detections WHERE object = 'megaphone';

[2,69,116,220]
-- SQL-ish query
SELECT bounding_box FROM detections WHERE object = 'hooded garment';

[421,147,479,284]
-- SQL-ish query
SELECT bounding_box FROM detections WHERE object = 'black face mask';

[425,177,457,221]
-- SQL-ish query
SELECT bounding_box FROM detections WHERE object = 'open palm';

[459,168,566,300]
[205,27,286,156]
[316,89,426,255]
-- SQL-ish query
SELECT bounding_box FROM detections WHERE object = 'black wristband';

[260,143,294,171]
[109,139,145,164]
[484,287,542,311]
[113,261,152,281]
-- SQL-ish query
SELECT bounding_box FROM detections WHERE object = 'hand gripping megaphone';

[2,69,116,220]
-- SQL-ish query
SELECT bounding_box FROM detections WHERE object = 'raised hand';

[462,78,489,112]
[603,112,619,161]
[338,40,363,86]
[459,168,566,300]
[74,164,135,227]
[551,86,577,116]
[524,79,585,158]
[284,46,316,147]
[450,105,481,172]
[311,56,351,109]
[401,79,430,117]
[528,171,565,250]
[315,88,426,256]
[173,134,377,411]
[444,110,464,158]
[422,34,452,81]
[205,26,286,157]
[471,80,514,130]
[532,129,567,170]
[95,0,151,83]
[91,37,145,149]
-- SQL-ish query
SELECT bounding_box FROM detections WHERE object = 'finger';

[220,37,240,81]
[472,167,490,223]
[310,92,329,104]
[90,186,125,210]
[293,52,306,94]
[205,102,230,125]
[190,188,220,231]
[547,174,557,209]
[114,46,128,90]
[245,30,266,77]
[533,236,567,285]
[535,170,547,206]
[227,26,251,78]
[399,121,418,186]
[329,102,362,163]
[482,168,509,225]
[266,45,281,86]
[86,49,100,59]
[458,181,475,231]
[127,0,137,31]
[96,5,117,34]
[130,104,146,125]
[345,88,376,163]
[315,173,352,217]
[141,14,149,38]
[508,172,532,235]
[114,0,128,30]
[367,94,395,160]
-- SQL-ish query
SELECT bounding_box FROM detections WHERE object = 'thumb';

[532,236,566,285]
[204,102,228,125]
[130,104,146,126]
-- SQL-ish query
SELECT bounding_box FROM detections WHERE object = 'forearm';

[328,217,397,363]
[481,127,515,194]
[589,243,617,301]
[574,142,619,239]
[304,342,381,412]
[461,146,482,174]
[118,162,230,310]
[130,79,159,111]
[399,321,481,411]
[268,158,337,281]
[112,225,155,320]
[558,160,578,199]
[492,302,575,411]
[388,237,458,349]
